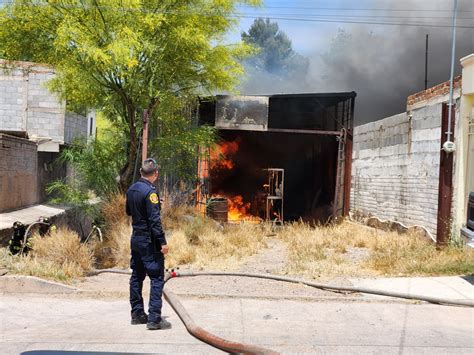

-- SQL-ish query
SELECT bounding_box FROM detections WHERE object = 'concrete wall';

[0,134,38,212]
[0,60,90,152]
[0,63,65,140]
[0,69,24,131]
[351,106,443,236]
[64,111,88,144]
[26,70,65,143]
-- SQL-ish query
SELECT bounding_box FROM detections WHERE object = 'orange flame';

[207,195,262,224]
[207,139,261,224]
[210,140,240,171]
[228,195,251,222]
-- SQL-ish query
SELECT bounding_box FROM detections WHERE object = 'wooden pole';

[142,109,149,163]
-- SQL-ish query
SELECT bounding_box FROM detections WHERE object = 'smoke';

[239,0,474,125]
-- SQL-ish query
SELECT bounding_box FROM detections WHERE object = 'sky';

[231,0,473,53]
[229,0,474,123]
[1,0,472,123]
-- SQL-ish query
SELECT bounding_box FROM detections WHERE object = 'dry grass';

[166,219,267,270]
[367,230,474,276]
[71,194,474,277]
[94,194,268,270]
[92,195,131,268]
[1,227,94,283]
[277,221,474,277]
[277,222,376,277]
[3,193,472,283]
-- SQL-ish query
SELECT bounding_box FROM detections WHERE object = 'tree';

[241,17,309,90]
[0,0,259,190]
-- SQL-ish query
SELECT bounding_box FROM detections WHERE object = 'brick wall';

[407,76,462,110]
[351,104,443,236]
[0,134,38,212]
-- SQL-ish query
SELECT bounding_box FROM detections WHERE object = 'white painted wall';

[453,55,474,234]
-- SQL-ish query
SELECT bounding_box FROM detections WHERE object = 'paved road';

[1,294,473,354]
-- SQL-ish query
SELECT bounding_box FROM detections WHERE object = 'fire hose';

[88,268,474,354]
[20,221,51,255]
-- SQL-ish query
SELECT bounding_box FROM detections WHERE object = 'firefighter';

[125,158,170,330]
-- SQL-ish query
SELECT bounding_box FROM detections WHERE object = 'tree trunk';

[119,105,138,192]
[117,98,159,192]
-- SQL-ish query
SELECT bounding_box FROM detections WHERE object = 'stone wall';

[0,134,38,212]
[351,104,443,236]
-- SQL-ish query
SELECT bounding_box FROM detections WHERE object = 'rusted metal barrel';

[206,197,228,223]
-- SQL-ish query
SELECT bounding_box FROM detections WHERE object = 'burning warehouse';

[196,92,356,224]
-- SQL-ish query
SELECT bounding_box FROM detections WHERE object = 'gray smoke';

[239,0,474,125]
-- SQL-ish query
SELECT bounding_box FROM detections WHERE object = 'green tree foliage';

[59,136,126,198]
[241,17,309,83]
[0,0,260,189]
[150,94,215,182]
[47,126,126,205]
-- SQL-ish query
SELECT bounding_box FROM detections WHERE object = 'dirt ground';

[77,237,358,301]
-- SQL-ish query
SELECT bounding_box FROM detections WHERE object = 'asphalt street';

[1,293,473,354]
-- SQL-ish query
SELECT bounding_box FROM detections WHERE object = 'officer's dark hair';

[140,158,158,177]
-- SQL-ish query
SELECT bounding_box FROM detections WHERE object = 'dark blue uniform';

[126,178,167,323]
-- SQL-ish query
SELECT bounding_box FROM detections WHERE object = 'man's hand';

[161,244,169,255]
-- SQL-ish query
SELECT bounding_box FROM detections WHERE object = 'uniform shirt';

[125,178,167,246]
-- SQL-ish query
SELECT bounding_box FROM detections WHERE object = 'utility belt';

[132,230,160,253]
[132,229,151,238]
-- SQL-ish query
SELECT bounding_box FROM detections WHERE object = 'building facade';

[0,60,95,212]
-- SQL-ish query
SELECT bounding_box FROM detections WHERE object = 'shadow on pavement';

[461,275,474,285]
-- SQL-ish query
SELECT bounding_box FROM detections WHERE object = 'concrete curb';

[0,275,78,294]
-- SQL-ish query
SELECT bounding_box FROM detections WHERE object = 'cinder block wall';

[351,104,443,236]
[26,70,65,142]
[0,62,88,146]
[0,134,38,212]
[0,70,24,130]
[0,64,65,140]
[64,111,88,144]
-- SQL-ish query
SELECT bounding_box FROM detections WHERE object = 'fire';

[207,138,262,224]
[228,195,251,222]
[216,195,261,224]
[211,139,240,171]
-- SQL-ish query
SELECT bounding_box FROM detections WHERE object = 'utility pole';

[446,0,458,144]
[437,0,458,247]
[142,109,149,163]
[424,34,429,90]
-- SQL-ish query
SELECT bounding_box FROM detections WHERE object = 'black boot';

[147,319,171,330]
[131,312,148,325]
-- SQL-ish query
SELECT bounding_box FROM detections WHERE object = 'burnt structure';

[198,92,356,223]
